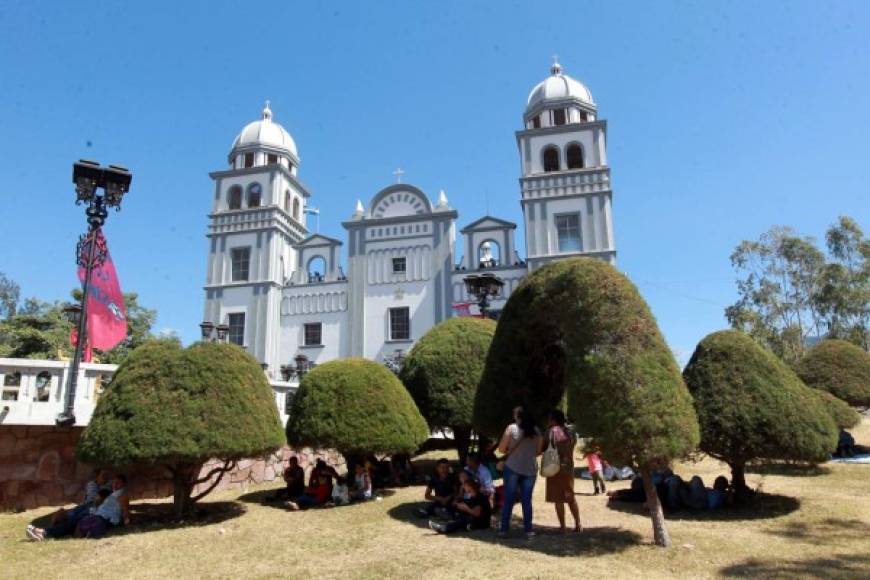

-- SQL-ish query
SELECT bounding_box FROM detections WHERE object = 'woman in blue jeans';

[497,406,543,539]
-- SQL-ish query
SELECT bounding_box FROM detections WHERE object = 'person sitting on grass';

[351,463,373,501]
[269,457,306,501]
[331,476,350,506]
[28,474,130,541]
[417,459,455,517]
[837,429,856,458]
[466,452,495,499]
[429,479,492,534]
[287,474,331,510]
[309,459,341,497]
[49,469,109,526]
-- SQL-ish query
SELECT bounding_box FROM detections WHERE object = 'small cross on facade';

[393,167,404,183]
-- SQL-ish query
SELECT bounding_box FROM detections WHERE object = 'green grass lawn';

[2,418,869,579]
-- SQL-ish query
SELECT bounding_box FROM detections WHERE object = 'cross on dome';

[262,99,273,121]
[393,167,404,183]
[550,54,562,75]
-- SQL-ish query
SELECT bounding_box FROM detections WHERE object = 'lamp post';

[58,160,132,426]
[463,272,505,319]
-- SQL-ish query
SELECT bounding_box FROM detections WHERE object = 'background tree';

[795,339,870,409]
[286,358,429,462]
[683,330,837,498]
[400,317,496,463]
[0,291,155,362]
[474,258,699,547]
[78,340,284,518]
[0,272,20,319]
[726,216,868,363]
[0,299,73,359]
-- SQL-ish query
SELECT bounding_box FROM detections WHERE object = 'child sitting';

[331,477,350,506]
[429,479,492,534]
[350,464,373,501]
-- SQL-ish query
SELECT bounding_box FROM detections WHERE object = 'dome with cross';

[525,58,595,117]
[230,101,298,160]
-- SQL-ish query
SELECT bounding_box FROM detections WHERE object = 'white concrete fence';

[0,357,297,427]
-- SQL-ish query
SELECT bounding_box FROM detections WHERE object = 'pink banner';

[77,230,128,352]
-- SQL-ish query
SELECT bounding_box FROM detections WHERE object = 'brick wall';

[0,425,343,512]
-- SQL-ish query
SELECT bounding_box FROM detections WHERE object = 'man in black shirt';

[417,459,455,517]
[429,479,492,533]
[268,456,306,501]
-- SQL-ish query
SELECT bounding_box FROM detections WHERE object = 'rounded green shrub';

[286,358,429,457]
[683,330,838,494]
[795,339,870,408]
[812,389,861,429]
[400,317,495,461]
[78,339,284,516]
[474,257,699,547]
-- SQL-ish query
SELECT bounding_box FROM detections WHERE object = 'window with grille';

[244,153,254,168]
[247,183,262,207]
[2,372,21,401]
[389,307,410,341]
[556,214,582,252]
[304,323,322,346]
[228,186,242,209]
[392,257,406,274]
[553,109,566,126]
[228,313,245,346]
[231,247,251,281]
[543,146,560,172]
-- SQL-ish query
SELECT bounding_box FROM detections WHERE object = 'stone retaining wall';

[0,425,343,512]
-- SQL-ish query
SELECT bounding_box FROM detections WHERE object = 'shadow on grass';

[606,492,800,522]
[237,488,396,511]
[746,462,832,477]
[28,501,245,539]
[766,517,870,544]
[720,553,870,579]
[387,501,641,556]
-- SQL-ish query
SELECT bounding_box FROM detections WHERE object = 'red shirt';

[306,483,330,504]
[585,452,603,473]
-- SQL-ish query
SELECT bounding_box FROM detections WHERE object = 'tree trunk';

[453,425,472,466]
[640,466,671,548]
[171,465,196,520]
[730,461,752,502]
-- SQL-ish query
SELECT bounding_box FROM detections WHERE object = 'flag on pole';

[69,328,93,363]
[77,229,128,352]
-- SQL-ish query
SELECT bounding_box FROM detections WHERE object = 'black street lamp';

[463,272,505,319]
[58,160,132,427]
[199,320,230,343]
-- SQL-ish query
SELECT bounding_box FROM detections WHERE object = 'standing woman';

[497,406,544,539]
[545,409,581,533]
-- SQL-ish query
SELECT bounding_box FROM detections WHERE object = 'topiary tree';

[795,339,870,409]
[811,389,861,430]
[683,330,838,498]
[400,317,496,463]
[474,258,699,547]
[78,339,285,518]
[286,358,430,462]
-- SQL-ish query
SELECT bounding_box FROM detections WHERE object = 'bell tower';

[516,60,616,267]
[204,103,310,376]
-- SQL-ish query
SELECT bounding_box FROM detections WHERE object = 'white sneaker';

[25,526,44,542]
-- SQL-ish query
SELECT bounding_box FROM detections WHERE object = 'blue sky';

[1,1,868,363]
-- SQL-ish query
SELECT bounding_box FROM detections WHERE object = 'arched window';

[247,183,262,208]
[284,190,292,213]
[478,240,501,268]
[293,198,301,221]
[34,371,52,402]
[227,186,242,210]
[2,371,21,401]
[543,146,560,172]
[566,143,584,169]
[307,256,326,283]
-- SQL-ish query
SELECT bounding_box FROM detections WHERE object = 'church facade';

[202,61,616,379]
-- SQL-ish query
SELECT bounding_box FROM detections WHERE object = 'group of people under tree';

[26,470,130,541]
[421,405,738,539]
[269,457,379,510]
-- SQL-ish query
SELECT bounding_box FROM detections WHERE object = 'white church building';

[202,60,616,382]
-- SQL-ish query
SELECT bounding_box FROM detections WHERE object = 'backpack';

[540,431,561,478]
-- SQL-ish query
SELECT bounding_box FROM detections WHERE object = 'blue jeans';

[500,465,536,533]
